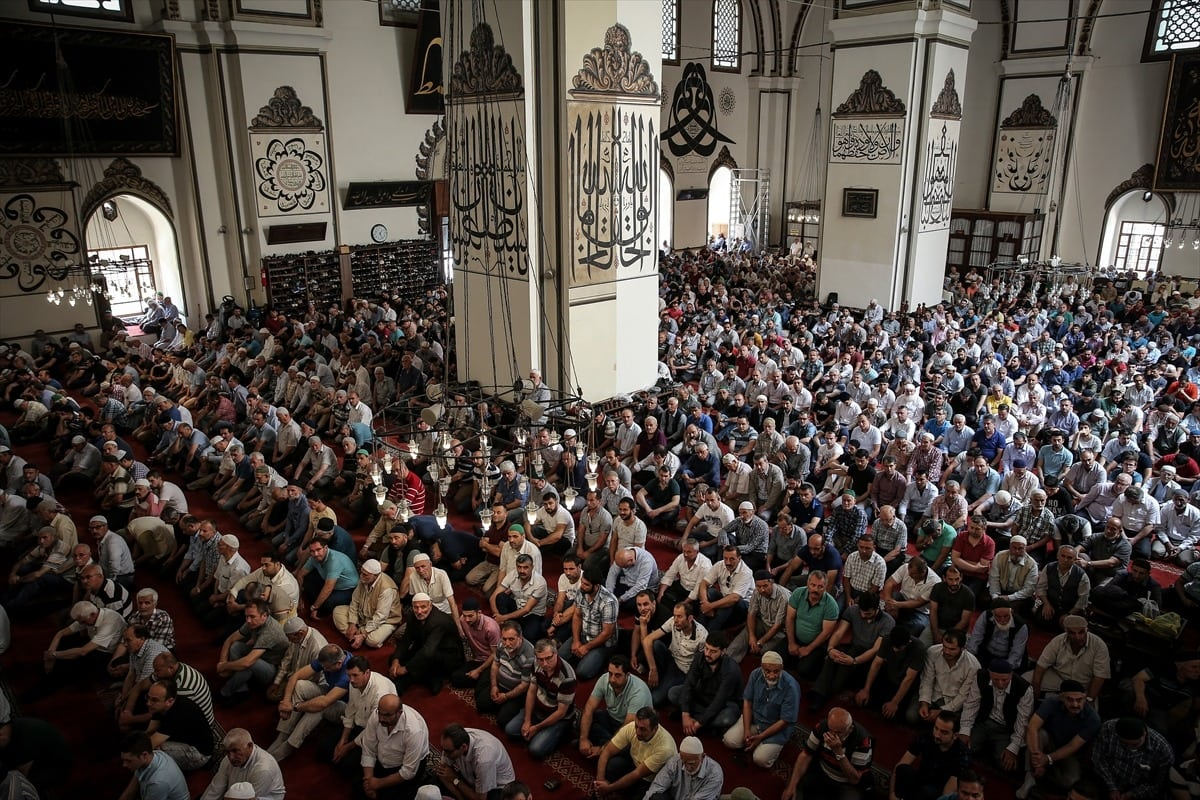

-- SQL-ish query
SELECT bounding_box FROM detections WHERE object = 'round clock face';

[371,223,388,243]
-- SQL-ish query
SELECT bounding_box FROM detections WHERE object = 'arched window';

[712,0,741,72]
[708,166,732,241]
[1099,190,1168,275]
[658,167,674,250]
[1145,0,1200,60]
[662,0,680,64]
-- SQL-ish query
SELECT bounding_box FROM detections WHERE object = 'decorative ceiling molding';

[249,86,324,131]
[834,70,906,116]
[570,24,659,99]
[80,157,174,221]
[999,0,1013,59]
[1105,163,1175,216]
[1001,94,1057,128]
[708,145,738,183]
[930,70,962,119]
[1077,0,1104,55]
[449,22,523,98]
[0,158,66,188]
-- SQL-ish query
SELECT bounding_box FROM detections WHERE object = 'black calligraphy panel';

[569,105,657,284]
[0,192,82,294]
[661,62,733,158]
[1155,54,1200,192]
[0,23,177,156]
[448,104,528,275]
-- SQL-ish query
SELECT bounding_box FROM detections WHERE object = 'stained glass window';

[1145,0,1200,60]
[663,0,680,64]
[29,0,132,21]
[712,0,741,72]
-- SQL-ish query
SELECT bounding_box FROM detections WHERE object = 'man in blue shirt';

[721,649,799,768]
[266,643,352,760]
[120,732,189,800]
[298,539,358,617]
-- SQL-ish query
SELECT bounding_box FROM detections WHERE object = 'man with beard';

[721,650,799,768]
[388,593,463,696]
[644,736,723,800]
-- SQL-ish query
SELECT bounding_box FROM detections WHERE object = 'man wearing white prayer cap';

[644,734,724,799]
[332,557,403,649]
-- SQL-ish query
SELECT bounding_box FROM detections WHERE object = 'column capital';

[829,8,977,47]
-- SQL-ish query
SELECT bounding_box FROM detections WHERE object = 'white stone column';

[817,8,976,310]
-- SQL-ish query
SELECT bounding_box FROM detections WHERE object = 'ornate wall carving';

[930,70,962,119]
[570,24,659,98]
[249,86,325,130]
[414,117,446,235]
[992,93,1058,195]
[1001,94,1057,128]
[0,158,66,188]
[80,157,174,221]
[834,70,906,116]
[449,23,523,98]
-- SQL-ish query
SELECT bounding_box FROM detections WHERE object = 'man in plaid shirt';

[826,491,868,557]
[560,567,619,680]
[1008,489,1056,558]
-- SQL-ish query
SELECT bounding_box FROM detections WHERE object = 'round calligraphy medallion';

[6,225,46,260]
[719,87,736,116]
[274,158,309,193]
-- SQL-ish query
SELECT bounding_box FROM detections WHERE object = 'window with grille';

[712,0,741,72]
[88,245,157,318]
[28,0,131,21]
[663,0,680,64]
[1145,0,1200,60]
[1114,221,1165,275]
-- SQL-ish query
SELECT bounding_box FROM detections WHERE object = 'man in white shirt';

[658,538,713,608]
[358,695,430,800]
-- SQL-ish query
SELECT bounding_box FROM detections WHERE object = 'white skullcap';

[361,559,382,575]
[679,736,704,755]
[224,783,256,800]
[219,534,240,549]
[412,592,431,603]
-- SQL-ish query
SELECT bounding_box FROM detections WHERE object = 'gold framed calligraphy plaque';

[0,23,178,156]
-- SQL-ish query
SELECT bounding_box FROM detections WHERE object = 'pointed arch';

[763,0,782,76]
[80,158,173,224]
[708,145,738,183]
[661,152,675,184]
[787,0,816,76]
[742,0,765,76]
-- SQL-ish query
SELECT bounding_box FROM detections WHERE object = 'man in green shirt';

[785,570,839,680]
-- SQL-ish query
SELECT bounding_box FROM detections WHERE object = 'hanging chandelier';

[1163,193,1200,251]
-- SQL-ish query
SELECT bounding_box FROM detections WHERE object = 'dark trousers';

[892,763,944,800]
[495,594,545,641]
[473,675,525,730]
[354,756,430,800]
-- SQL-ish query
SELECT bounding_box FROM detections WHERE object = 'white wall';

[1053,6,1170,266]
